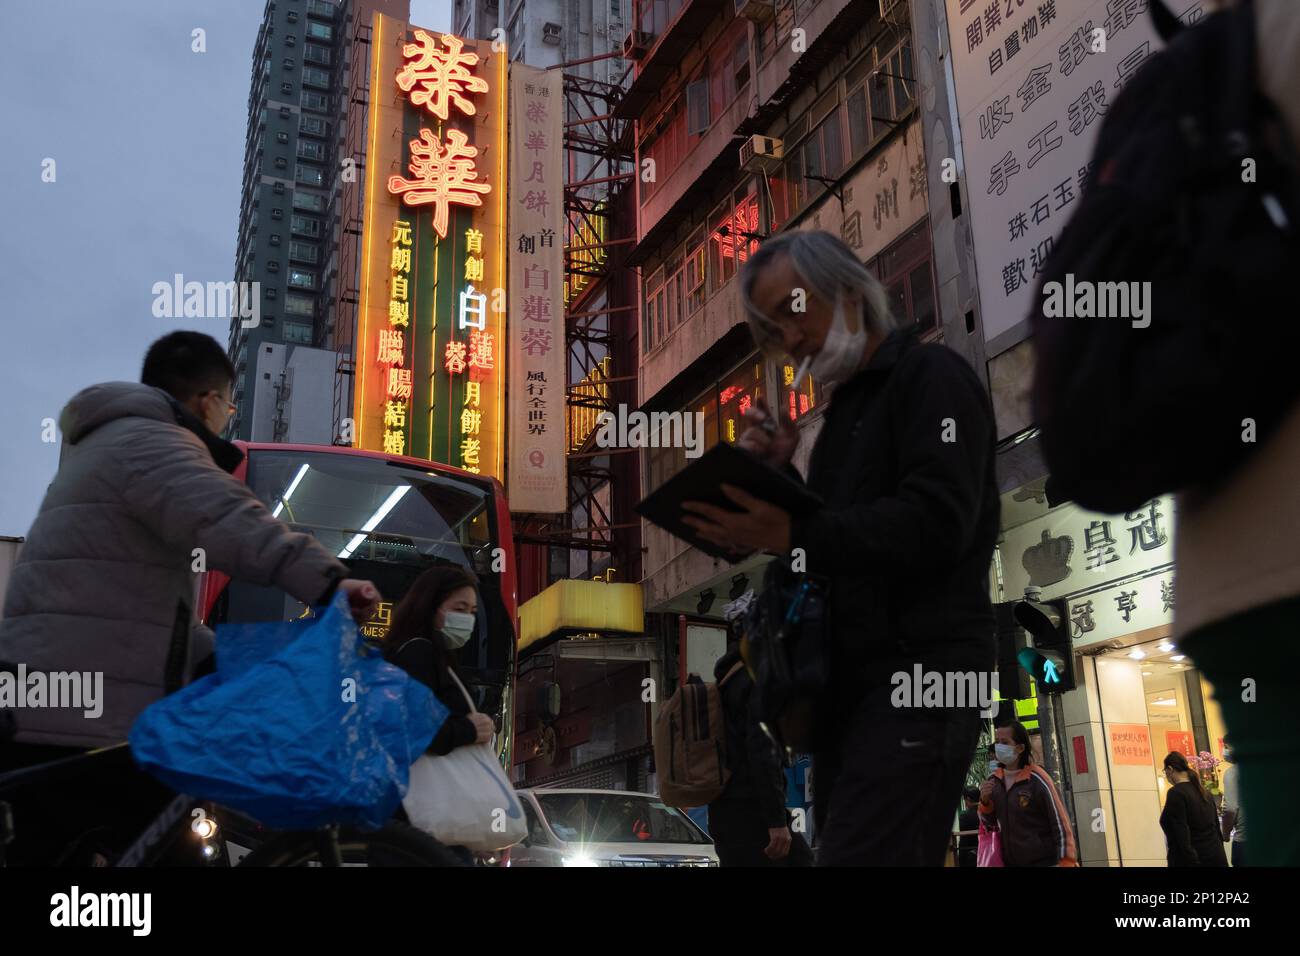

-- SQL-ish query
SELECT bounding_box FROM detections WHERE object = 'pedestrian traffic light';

[994,602,1032,702]
[1014,596,1075,693]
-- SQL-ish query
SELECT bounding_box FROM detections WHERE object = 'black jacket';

[388,637,478,755]
[1160,782,1229,867]
[708,648,788,830]
[788,330,1000,710]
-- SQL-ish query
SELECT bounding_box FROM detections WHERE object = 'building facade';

[229,0,407,441]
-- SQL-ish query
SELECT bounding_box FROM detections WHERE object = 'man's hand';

[979,779,994,804]
[681,484,792,556]
[468,713,495,745]
[764,827,792,860]
[338,578,382,623]
[736,401,799,468]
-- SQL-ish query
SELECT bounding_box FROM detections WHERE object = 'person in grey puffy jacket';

[0,331,381,755]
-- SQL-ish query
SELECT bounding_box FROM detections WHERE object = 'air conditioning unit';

[542,22,562,44]
[736,0,775,22]
[622,29,651,60]
[739,134,784,173]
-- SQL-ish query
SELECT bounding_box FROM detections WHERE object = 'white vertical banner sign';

[943,0,1208,349]
[508,65,566,512]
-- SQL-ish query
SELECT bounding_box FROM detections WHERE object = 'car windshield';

[535,793,710,845]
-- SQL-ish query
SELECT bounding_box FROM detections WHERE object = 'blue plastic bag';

[129,593,447,830]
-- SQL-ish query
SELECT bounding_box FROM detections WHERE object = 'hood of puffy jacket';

[59,381,245,473]
[59,382,176,445]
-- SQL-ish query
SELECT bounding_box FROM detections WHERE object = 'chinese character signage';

[1108,723,1153,766]
[1000,493,1176,646]
[508,65,566,513]
[943,0,1204,349]
[355,16,506,478]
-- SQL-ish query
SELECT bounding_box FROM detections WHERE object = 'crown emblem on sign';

[1022,530,1073,587]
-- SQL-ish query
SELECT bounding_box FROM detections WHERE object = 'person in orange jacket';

[978,720,1077,867]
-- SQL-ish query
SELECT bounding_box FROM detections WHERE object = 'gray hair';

[740,230,895,355]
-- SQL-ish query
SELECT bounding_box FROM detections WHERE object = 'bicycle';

[0,742,460,867]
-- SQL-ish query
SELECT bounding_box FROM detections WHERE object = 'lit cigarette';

[791,356,812,391]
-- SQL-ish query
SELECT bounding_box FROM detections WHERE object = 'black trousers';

[812,690,983,866]
[709,801,813,867]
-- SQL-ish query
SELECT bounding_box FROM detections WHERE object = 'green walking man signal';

[1014,590,1075,694]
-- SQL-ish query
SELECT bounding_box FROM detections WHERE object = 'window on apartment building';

[306,22,332,40]
[289,240,319,263]
[281,82,294,94]
[291,214,320,237]
[285,293,314,317]
[778,355,826,424]
[708,181,760,293]
[269,233,282,246]
[287,11,299,22]
[283,321,313,344]
[299,115,328,136]
[283,58,296,70]
[276,131,289,144]
[731,35,751,93]
[297,139,325,161]
[292,191,325,213]
[870,217,936,335]
[271,207,284,220]
[286,35,297,46]
[301,91,328,111]
[684,230,706,316]
[289,268,315,289]
[642,355,756,494]
[295,164,324,187]
[304,43,331,66]
[303,67,330,89]
[273,181,285,194]
[686,78,710,136]
[644,266,665,350]
[664,252,684,334]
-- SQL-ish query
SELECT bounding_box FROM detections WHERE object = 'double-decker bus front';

[201,443,517,767]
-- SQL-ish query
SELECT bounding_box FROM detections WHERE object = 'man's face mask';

[807,294,868,387]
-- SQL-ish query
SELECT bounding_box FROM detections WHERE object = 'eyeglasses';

[202,391,237,414]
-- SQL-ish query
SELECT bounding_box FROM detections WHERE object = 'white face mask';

[995,743,1021,767]
[808,294,869,387]
[440,611,476,649]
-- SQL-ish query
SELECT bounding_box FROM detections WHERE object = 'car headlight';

[562,853,601,867]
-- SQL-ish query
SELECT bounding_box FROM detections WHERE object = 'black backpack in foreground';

[1029,0,1300,515]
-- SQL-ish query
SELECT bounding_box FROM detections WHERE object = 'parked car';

[510,789,718,867]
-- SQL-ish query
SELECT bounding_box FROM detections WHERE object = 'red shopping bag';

[977,822,1003,867]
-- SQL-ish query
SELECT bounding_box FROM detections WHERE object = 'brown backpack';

[653,663,744,808]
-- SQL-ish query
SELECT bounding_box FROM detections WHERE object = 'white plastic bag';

[402,668,527,853]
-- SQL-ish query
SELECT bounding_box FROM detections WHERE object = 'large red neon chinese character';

[388,128,491,239]
[395,31,488,121]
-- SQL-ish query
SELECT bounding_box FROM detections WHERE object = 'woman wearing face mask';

[977,720,1077,867]
[1159,751,1229,867]
[383,566,496,862]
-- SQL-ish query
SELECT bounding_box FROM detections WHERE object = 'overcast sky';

[0,0,450,537]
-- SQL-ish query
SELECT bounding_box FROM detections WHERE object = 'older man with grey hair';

[682,230,1000,866]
